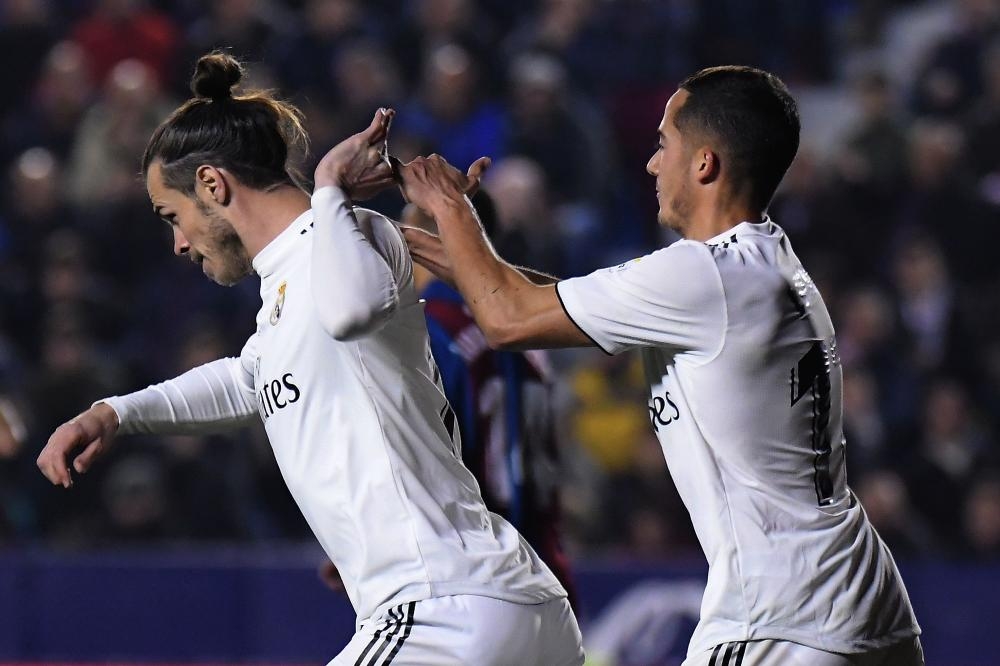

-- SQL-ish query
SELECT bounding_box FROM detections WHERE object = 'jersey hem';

[360,581,568,628]
[688,623,922,657]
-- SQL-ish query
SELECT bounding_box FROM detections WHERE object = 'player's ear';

[693,147,720,185]
[195,165,230,206]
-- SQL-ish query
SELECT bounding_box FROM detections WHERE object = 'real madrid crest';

[270,281,287,325]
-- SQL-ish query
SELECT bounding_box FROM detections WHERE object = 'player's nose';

[172,226,190,256]
[646,153,658,177]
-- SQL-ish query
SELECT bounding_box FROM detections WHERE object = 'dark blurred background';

[0,0,998,664]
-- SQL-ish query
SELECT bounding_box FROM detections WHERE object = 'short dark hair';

[142,52,308,195]
[676,65,800,210]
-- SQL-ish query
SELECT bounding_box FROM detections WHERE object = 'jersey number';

[791,342,834,506]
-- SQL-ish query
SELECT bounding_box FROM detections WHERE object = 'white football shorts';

[329,594,585,666]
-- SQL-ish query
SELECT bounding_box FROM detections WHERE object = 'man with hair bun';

[399,65,924,666]
[36,52,583,665]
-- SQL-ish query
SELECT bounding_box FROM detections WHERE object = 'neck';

[230,184,311,259]
[682,196,764,242]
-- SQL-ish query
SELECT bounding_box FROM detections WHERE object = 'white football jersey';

[105,188,564,622]
[245,196,564,620]
[557,220,920,656]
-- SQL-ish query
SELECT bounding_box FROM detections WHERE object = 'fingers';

[401,225,438,244]
[346,161,398,201]
[401,226,456,286]
[386,154,404,183]
[72,438,106,475]
[36,406,117,488]
[37,423,82,488]
[366,107,395,146]
[37,456,72,488]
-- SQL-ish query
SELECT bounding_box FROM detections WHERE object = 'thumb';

[72,437,108,474]
[465,156,492,194]
[365,107,395,145]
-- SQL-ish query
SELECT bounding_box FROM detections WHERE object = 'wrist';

[427,193,470,222]
[92,401,120,433]
[314,170,346,193]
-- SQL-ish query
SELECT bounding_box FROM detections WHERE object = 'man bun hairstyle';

[190,52,242,102]
[142,51,308,195]
[676,65,800,211]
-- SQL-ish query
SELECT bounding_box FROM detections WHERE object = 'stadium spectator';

[0,0,990,574]
[70,0,178,88]
[395,42,508,174]
[65,59,172,209]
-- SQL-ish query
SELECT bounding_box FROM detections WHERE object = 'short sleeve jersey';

[244,202,564,622]
[557,220,920,655]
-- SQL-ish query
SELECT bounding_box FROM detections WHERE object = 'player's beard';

[661,178,693,236]
[198,204,252,286]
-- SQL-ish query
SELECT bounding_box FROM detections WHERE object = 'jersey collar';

[704,215,777,246]
[252,208,314,278]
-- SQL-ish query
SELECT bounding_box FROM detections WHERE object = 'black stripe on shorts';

[365,606,406,666]
[381,601,416,665]
[709,641,749,666]
[734,641,747,666]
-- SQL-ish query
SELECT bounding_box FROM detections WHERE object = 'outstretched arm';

[37,351,258,489]
[397,155,592,350]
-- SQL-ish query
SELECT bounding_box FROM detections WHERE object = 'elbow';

[317,296,398,342]
[321,310,384,341]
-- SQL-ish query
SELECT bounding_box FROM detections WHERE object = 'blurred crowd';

[0,0,999,563]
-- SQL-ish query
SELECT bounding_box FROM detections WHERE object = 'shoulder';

[609,239,720,288]
[353,206,406,252]
[352,206,400,236]
[563,239,725,316]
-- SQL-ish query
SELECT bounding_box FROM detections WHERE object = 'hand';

[314,108,397,200]
[401,226,456,287]
[396,154,491,216]
[36,402,120,488]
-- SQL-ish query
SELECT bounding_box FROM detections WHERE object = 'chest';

[252,269,327,421]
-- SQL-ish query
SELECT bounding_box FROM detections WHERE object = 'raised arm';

[397,155,591,350]
[37,344,259,489]
[310,108,404,340]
